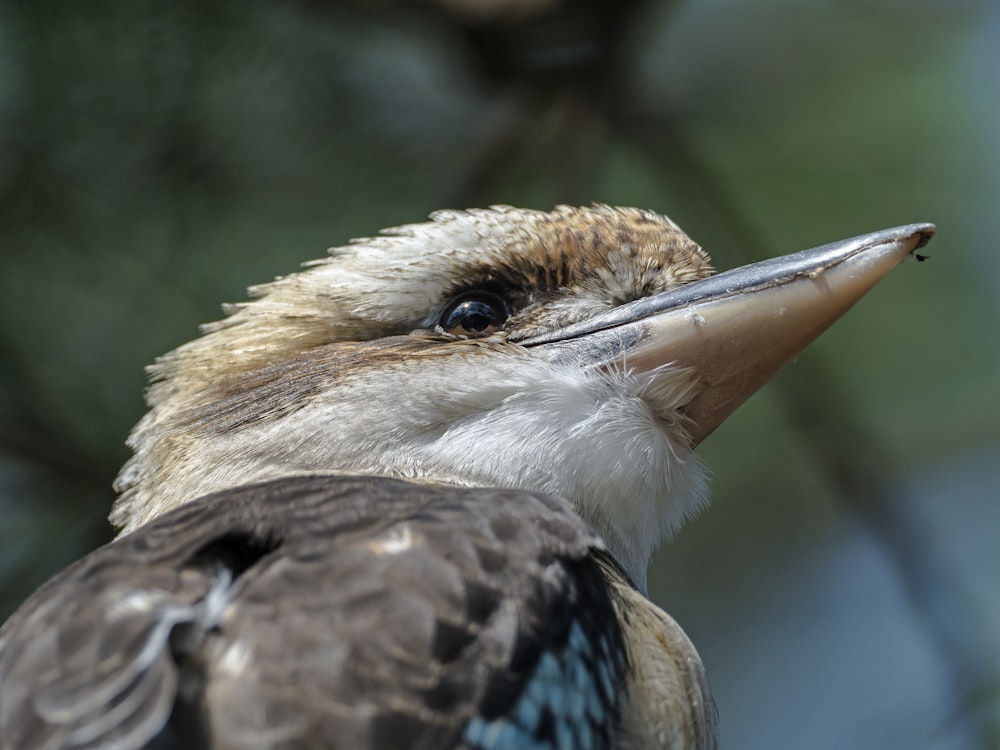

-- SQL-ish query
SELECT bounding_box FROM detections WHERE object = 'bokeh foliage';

[1,1,998,747]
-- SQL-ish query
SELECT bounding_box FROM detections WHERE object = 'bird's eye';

[440,292,509,337]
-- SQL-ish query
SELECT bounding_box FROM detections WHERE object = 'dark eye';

[439,292,509,337]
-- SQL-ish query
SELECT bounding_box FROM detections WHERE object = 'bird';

[0,205,934,750]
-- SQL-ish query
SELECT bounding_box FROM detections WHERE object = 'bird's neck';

[114,348,708,590]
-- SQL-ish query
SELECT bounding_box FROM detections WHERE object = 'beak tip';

[914,224,936,249]
[857,222,936,276]
[914,226,936,254]
[892,222,936,253]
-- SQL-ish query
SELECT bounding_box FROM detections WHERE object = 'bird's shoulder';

[0,475,629,750]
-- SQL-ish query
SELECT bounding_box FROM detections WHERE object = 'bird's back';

[0,475,633,750]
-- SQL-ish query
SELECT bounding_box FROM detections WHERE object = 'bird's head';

[113,205,933,589]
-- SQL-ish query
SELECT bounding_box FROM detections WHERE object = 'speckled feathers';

[1,477,633,750]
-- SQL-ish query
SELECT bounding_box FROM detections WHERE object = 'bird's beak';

[523,223,936,446]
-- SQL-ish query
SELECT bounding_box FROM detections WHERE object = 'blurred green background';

[1,0,998,747]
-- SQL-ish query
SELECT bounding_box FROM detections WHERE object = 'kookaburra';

[0,206,933,749]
